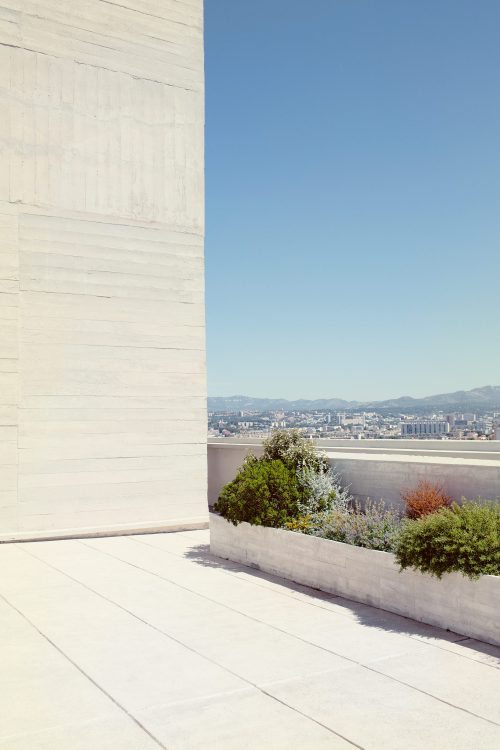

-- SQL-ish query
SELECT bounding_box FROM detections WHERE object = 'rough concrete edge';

[0,517,209,544]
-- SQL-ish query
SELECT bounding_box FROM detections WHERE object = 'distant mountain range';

[208,386,500,414]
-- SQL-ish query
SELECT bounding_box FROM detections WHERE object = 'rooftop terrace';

[2,529,500,749]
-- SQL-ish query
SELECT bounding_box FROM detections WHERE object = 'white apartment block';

[401,421,450,437]
[0,1,207,539]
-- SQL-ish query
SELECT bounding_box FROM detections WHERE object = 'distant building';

[459,413,477,422]
[401,421,450,437]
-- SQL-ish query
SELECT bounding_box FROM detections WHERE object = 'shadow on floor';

[183,542,500,666]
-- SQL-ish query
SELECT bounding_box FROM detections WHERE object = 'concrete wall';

[208,440,500,510]
[210,436,500,454]
[0,1,207,540]
[210,513,500,647]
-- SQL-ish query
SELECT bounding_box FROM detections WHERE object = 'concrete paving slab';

[1,532,499,749]
[265,667,500,750]
[137,689,354,750]
[440,638,500,668]
[132,531,500,668]
[80,536,434,665]
[137,530,350,608]
[5,579,244,713]
[22,539,351,686]
[0,716,163,750]
[366,648,500,723]
[0,602,125,741]
[0,544,69,594]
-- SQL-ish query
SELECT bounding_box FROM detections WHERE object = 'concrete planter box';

[210,512,500,648]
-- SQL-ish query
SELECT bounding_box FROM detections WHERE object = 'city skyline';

[209,404,500,442]
[205,1,500,401]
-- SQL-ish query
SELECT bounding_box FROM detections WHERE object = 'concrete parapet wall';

[208,440,500,509]
[208,442,264,507]
[209,436,500,456]
[210,513,500,648]
[329,452,500,507]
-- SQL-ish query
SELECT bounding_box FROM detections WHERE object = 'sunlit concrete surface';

[0,0,206,539]
[1,529,499,749]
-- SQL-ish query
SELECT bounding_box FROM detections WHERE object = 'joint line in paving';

[0,590,170,750]
[77,538,500,729]
[17,542,364,750]
[131,535,500,673]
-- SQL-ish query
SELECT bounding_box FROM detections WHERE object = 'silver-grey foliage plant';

[314,499,404,552]
[298,465,352,516]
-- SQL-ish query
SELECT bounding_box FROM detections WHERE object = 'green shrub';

[395,501,500,579]
[214,456,305,527]
[311,500,404,552]
[262,430,329,472]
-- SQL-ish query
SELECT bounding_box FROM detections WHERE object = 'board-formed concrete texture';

[0,1,207,539]
[210,513,500,648]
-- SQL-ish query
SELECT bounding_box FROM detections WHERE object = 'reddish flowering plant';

[402,480,452,519]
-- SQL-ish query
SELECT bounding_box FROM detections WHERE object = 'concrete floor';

[1,530,500,750]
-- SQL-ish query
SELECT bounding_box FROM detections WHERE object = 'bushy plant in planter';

[215,431,500,583]
[401,480,452,519]
[311,500,405,552]
[214,454,306,527]
[297,464,352,515]
[262,429,329,473]
[214,430,350,527]
[395,501,500,579]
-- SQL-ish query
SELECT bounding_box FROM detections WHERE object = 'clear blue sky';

[204,0,500,401]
